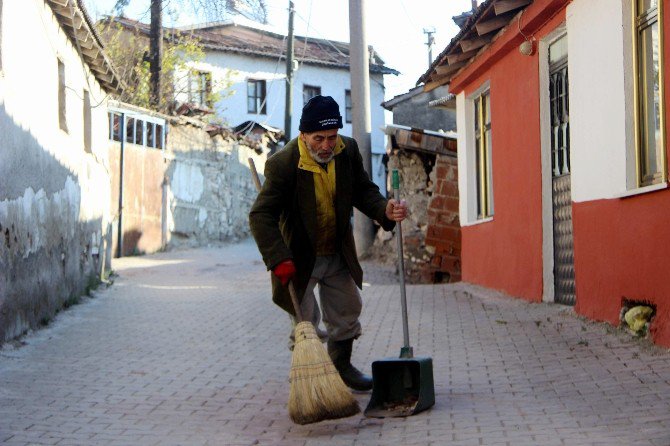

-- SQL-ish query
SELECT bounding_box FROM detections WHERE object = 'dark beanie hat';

[299,95,343,133]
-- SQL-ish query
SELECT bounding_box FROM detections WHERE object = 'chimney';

[471,0,478,12]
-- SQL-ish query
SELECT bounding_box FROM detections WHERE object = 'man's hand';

[272,259,296,286]
[385,199,408,222]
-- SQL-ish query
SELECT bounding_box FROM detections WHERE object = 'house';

[419,0,670,347]
[382,85,457,133]
[0,0,123,343]
[106,16,398,193]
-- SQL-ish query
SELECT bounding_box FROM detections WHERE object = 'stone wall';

[164,120,270,248]
[368,150,460,284]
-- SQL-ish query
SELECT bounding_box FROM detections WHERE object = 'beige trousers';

[289,254,363,347]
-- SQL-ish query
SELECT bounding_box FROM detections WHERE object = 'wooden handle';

[248,158,262,192]
[288,282,303,322]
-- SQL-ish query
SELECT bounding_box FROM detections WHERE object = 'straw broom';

[287,283,360,424]
[248,158,359,424]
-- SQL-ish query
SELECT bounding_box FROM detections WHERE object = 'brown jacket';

[249,135,395,315]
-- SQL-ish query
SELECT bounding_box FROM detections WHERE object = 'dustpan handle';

[288,282,303,322]
[392,170,412,358]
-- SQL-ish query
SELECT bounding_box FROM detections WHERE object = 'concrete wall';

[0,0,113,342]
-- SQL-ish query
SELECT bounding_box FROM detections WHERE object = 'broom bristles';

[288,321,361,425]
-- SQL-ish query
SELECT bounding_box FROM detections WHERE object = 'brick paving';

[1,239,670,445]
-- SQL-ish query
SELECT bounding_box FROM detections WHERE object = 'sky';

[82,0,476,100]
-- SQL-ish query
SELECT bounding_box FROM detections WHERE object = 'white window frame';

[457,81,494,226]
[632,0,667,187]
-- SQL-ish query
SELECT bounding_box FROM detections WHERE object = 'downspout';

[117,113,125,258]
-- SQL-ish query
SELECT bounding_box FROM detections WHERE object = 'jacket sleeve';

[248,154,293,270]
[348,139,396,232]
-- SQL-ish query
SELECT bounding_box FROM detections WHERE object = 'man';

[249,95,407,391]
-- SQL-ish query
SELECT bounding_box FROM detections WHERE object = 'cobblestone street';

[1,240,669,445]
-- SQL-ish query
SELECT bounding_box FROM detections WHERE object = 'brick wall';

[425,154,461,282]
[368,149,460,284]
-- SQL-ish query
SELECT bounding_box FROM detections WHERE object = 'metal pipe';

[392,170,412,358]
[117,113,125,258]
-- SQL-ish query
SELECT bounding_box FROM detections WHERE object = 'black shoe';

[327,338,373,391]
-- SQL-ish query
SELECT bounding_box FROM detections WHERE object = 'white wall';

[566,0,633,202]
[0,0,112,341]
[191,52,388,153]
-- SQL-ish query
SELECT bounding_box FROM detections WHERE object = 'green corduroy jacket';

[249,135,395,316]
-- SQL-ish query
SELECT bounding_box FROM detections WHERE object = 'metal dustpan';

[364,170,435,418]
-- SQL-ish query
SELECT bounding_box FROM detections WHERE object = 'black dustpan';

[364,170,435,418]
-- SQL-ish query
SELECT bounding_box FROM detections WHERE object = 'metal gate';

[549,36,575,305]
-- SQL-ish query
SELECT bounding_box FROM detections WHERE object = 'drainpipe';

[117,113,125,258]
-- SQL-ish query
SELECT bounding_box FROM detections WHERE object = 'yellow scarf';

[298,135,345,255]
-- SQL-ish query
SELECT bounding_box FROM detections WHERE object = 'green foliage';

[98,20,234,114]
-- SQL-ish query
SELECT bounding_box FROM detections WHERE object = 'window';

[549,35,570,177]
[155,124,164,149]
[58,59,68,132]
[634,0,666,186]
[247,79,267,114]
[135,119,144,145]
[109,110,165,149]
[83,90,91,152]
[474,91,493,218]
[188,70,212,108]
[109,112,122,141]
[126,117,135,143]
[345,90,352,123]
[303,85,321,105]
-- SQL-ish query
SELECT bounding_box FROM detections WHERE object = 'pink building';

[421,0,670,347]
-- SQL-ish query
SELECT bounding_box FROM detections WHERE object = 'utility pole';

[349,0,374,255]
[149,0,163,110]
[284,1,295,141]
[423,27,436,68]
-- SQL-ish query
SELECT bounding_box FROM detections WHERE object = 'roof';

[108,17,399,75]
[384,124,457,157]
[45,0,123,94]
[418,0,532,91]
[381,86,425,111]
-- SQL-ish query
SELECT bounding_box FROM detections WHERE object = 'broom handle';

[288,282,304,322]
[392,170,412,358]
[248,158,304,323]
[248,158,263,192]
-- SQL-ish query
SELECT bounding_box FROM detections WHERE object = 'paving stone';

[0,240,669,445]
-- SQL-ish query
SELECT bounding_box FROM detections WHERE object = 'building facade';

[421,0,670,347]
[0,0,122,342]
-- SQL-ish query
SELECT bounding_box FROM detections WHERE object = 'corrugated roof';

[108,17,399,75]
[45,0,124,94]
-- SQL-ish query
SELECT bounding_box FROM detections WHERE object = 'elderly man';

[249,95,407,391]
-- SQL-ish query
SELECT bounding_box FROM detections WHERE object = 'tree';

[113,0,267,109]
[97,18,234,114]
